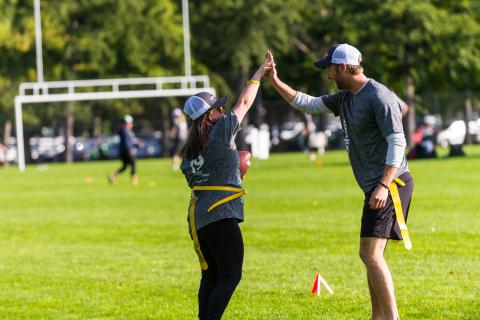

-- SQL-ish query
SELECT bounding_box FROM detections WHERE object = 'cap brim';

[211,95,229,109]
[313,58,331,69]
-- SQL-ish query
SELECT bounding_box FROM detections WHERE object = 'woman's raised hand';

[257,50,274,77]
[261,51,277,82]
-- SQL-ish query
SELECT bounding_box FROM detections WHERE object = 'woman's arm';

[233,51,273,123]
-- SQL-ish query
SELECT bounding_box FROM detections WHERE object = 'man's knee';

[359,248,382,267]
[360,238,387,266]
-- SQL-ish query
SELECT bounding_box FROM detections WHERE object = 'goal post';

[15,75,216,172]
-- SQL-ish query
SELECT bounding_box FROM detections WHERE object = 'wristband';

[378,182,389,190]
[247,79,260,85]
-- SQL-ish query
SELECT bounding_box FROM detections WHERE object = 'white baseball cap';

[183,92,229,121]
[123,114,133,123]
[314,43,362,68]
[172,107,182,118]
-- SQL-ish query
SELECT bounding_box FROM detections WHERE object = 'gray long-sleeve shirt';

[291,79,408,193]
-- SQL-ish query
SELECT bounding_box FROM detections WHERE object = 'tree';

[301,0,480,146]
[0,0,187,158]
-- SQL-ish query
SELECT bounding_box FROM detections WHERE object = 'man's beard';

[335,79,347,90]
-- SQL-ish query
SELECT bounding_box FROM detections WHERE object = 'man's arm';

[369,132,407,209]
[269,72,297,103]
[397,96,409,118]
[379,165,398,189]
[267,59,330,114]
[400,101,409,117]
[369,165,397,210]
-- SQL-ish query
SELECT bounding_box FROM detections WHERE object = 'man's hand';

[369,185,389,209]
[268,63,278,83]
[261,51,297,103]
[254,51,274,78]
[264,52,277,83]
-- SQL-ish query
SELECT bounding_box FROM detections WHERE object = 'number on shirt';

[190,155,205,174]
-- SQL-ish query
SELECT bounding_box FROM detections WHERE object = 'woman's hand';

[262,50,300,105]
[263,51,277,82]
[233,51,274,123]
[260,50,274,76]
[252,51,274,80]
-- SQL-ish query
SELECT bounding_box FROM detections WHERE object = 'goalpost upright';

[15,0,213,172]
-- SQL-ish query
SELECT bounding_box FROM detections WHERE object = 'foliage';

[1,0,480,133]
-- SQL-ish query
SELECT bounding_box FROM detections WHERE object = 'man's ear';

[339,63,348,73]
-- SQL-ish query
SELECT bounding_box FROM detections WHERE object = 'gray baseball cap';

[183,92,229,120]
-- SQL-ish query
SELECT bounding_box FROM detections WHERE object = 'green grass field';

[0,147,479,319]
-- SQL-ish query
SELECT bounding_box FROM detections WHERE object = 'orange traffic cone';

[311,274,334,296]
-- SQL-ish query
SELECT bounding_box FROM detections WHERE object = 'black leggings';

[116,153,136,175]
[196,218,243,320]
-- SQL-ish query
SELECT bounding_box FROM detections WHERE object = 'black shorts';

[361,171,414,240]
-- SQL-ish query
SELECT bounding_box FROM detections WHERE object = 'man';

[267,44,413,320]
[108,115,140,185]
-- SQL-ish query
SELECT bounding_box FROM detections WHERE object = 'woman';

[181,52,272,320]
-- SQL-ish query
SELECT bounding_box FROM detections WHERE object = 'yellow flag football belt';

[188,186,246,270]
[389,178,412,250]
[192,186,246,212]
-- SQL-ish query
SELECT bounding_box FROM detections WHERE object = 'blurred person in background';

[302,113,323,161]
[108,115,140,185]
[171,108,188,171]
[180,52,272,320]
[267,44,413,320]
[0,143,8,167]
[407,116,437,159]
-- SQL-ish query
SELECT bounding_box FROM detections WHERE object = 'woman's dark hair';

[181,113,212,160]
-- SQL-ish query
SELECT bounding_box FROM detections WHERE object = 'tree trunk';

[94,116,102,137]
[3,121,11,167]
[161,107,171,157]
[463,90,472,145]
[3,120,11,145]
[253,89,265,127]
[66,102,75,163]
[405,75,416,148]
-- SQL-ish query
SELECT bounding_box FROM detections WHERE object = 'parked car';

[30,136,65,162]
[437,116,480,148]
[136,136,162,158]
[271,121,306,152]
[468,118,480,143]
[29,133,163,163]
[437,120,465,148]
